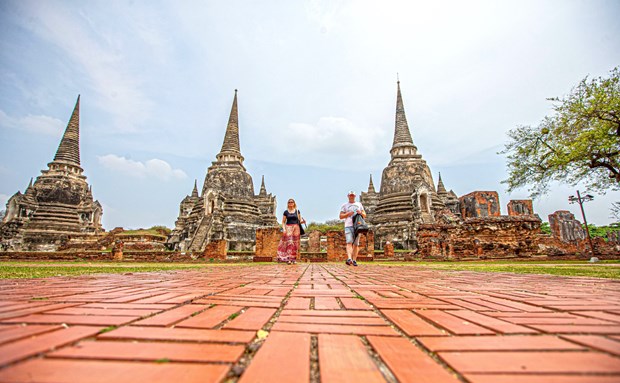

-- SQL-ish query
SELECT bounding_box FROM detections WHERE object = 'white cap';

[348,190,356,195]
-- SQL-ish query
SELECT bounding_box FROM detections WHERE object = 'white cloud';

[14,2,155,132]
[97,154,187,181]
[265,116,387,169]
[0,109,64,136]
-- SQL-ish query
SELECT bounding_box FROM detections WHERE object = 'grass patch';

[382,260,620,279]
[228,312,240,320]
[30,297,49,301]
[155,358,170,363]
[0,261,269,279]
[100,326,117,334]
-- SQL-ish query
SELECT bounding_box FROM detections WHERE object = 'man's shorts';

[344,227,360,245]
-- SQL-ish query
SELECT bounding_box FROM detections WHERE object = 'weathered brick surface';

[417,216,542,259]
[307,230,321,252]
[549,210,586,242]
[383,242,394,258]
[254,227,280,258]
[203,239,226,260]
[326,230,347,261]
[459,191,501,218]
[507,200,533,216]
[326,230,374,261]
[0,264,618,382]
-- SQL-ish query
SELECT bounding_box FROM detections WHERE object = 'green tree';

[501,67,620,197]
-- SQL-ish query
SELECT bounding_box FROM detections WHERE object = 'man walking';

[339,190,366,266]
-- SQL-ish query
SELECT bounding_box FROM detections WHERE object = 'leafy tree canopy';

[501,67,620,197]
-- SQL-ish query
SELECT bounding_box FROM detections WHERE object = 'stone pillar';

[383,241,394,259]
[326,230,347,262]
[254,228,280,261]
[549,211,586,243]
[308,231,321,252]
[204,239,227,260]
[507,200,534,216]
[459,191,501,218]
[356,230,374,260]
[112,240,123,261]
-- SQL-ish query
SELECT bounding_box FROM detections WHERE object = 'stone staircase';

[188,216,212,252]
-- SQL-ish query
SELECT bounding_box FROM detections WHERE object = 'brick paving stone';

[284,297,311,310]
[319,334,385,383]
[0,325,102,366]
[280,310,377,317]
[278,315,386,326]
[238,332,310,383]
[98,325,255,343]
[562,335,620,356]
[224,307,277,330]
[314,297,341,310]
[46,307,160,317]
[418,335,587,351]
[272,322,399,336]
[447,310,539,334]
[440,351,620,373]
[527,324,620,334]
[381,309,446,336]
[0,303,80,320]
[576,311,620,323]
[463,374,620,383]
[81,303,174,310]
[196,298,281,308]
[367,335,459,383]
[175,305,241,329]
[0,324,62,344]
[1,263,620,381]
[132,304,208,327]
[481,296,551,312]
[2,313,138,326]
[49,339,245,363]
[415,310,496,335]
[340,297,373,310]
[292,290,354,298]
[0,359,230,383]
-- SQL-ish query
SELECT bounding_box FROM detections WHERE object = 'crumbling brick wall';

[418,216,542,259]
[507,200,534,216]
[459,191,501,218]
[326,230,374,261]
[255,227,281,258]
[548,211,586,242]
[308,231,321,252]
[203,239,227,260]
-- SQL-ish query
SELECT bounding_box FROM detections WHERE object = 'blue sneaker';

[352,260,358,267]
[346,259,352,266]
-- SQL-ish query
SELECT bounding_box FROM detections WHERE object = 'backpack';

[352,213,369,238]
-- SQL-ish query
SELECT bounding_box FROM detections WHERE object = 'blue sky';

[1,0,619,229]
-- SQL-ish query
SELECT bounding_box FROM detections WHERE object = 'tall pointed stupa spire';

[259,175,267,196]
[220,89,241,154]
[191,179,199,198]
[367,174,376,194]
[216,90,245,166]
[437,172,447,195]
[53,95,81,166]
[390,80,418,159]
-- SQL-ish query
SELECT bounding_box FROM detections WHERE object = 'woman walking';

[277,198,306,264]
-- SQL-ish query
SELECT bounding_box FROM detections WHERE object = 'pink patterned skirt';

[277,224,300,262]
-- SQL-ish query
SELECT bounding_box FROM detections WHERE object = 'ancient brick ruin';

[0,96,103,251]
[2,86,617,260]
[166,90,278,252]
[362,81,461,249]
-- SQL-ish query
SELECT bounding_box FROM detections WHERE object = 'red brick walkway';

[0,264,619,382]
